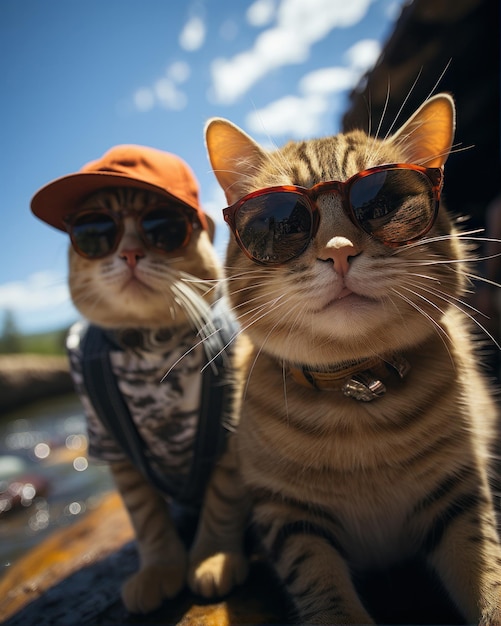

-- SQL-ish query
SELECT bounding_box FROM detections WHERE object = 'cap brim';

[31,171,203,232]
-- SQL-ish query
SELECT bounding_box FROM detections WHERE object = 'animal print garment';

[67,320,227,506]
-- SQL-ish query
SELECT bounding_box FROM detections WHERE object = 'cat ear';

[390,93,456,167]
[205,118,266,204]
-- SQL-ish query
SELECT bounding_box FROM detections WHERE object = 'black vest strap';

[80,313,236,507]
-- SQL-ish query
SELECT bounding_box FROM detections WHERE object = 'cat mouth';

[121,274,155,293]
[316,289,374,312]
[336,287,353,300]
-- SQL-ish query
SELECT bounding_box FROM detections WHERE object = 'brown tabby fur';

[190,94,501,624]
[69,189,247,613]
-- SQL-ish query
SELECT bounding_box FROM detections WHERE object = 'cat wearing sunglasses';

[36,167,248,612]
[188,94,501,624]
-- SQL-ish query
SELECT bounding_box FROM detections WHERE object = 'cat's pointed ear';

[205,118,266,204]
[390,93,455,167]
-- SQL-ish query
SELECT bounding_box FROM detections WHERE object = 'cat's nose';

[120,248,145,268]
[318,236,358,276]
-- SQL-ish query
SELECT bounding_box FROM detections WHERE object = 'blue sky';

[0,0,401,335]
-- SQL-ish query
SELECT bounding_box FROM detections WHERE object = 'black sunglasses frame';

[222,163,443,265]
[63,204,200,260]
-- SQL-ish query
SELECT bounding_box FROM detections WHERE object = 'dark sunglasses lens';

[141,207,190,252]
[235,192,313,264]
[349,169,435,244]
[71,213,118,258]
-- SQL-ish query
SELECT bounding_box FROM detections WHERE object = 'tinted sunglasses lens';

[234,192,313,264]
[349,169,435,244]
[70,213,118,258]
[141,207,190,252]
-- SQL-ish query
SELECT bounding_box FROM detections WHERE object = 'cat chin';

[75,300,188,330]
[249,306,437,365]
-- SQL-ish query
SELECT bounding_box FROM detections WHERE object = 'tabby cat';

[190,94,501,624]
[64,186,247,613]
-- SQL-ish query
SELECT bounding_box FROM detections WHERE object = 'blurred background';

[0,0,499,583]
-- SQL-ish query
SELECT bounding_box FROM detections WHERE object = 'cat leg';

[258,515,375,625]
[422,492,501,625]
[110,460,187,614]
[188,435,249,598]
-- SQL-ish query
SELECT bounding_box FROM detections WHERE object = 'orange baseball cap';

[31,144,209,232]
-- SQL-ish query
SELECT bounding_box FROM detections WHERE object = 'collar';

[288,353,410,401]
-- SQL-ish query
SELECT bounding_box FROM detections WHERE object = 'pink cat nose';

[120,248,145,268]
[319,237,359,276]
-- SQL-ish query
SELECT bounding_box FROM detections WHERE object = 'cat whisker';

[461,272,501,290]
[170,282,215,337]
[234,295,287,330]
[231,292,281,313]
[376,70,421,149]
[222,268,272,284]
[390,286,454,359]
[210,165,263,196]
[161,324,227,381]
[405,278,500,350]
[179,272,219,290]
[242,297,301,403]
[364,77,390,163]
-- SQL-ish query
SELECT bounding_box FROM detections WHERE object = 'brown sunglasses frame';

[63,203,200,260]
[222,163,443,265]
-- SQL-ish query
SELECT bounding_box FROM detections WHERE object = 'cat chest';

[333,484,416,567]
[241,402,438,567]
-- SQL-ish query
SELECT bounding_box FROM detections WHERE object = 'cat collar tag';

[289,353,410,401]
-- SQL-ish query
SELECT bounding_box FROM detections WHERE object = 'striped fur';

[69,188,247,613]
[198,94,501,624]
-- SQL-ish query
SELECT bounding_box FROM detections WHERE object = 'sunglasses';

[222,163,443,265]
[64,204,200,259]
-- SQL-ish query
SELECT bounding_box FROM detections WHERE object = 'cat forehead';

[268,131,398,186]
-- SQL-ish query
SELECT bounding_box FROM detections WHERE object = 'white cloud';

[210,0,374,104]
[154,77,187,110]
[133,88,156,112]
[246,38,381,139]
[0,272,69,312]
[298,67,360,95]
[179,15,206,51]
[133,61,191,113]
[0,271,78,333]
[344,38,381,72]
[247,94,329,137]
[246,0,277,27]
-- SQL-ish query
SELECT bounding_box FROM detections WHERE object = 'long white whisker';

[390,286,454,362]
[405,279,501,350]
[242,297,302,401]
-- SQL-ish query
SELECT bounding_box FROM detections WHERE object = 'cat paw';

[121,562,187,614]
[188,552,249,598]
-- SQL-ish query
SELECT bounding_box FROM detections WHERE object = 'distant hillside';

[0,325,70,356]
[19,327,69,355]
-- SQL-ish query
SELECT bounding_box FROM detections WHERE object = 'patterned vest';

[66,305,237,509]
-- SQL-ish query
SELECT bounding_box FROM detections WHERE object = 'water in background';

[0,394,115,579]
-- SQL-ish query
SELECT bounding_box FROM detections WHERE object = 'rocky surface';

[0,354,73,413]
[0,492,287,626]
